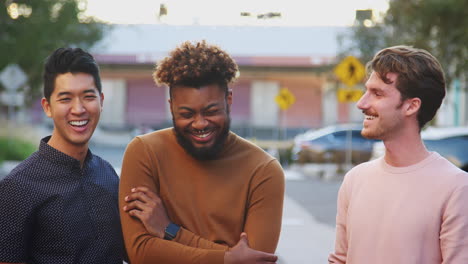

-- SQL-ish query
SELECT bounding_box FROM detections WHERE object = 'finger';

[123,200,150,212]
[259,253,278,262]
[128,209,144,220]
[132,186,159,199]
[125,191,153,204]
[238,232,249,246]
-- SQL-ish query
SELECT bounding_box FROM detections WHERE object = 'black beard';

[173,116,231,160]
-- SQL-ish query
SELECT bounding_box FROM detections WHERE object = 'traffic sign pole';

[334,56,366,169]
[0,64,28,141]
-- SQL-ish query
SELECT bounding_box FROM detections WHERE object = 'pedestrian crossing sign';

[334,56,366,87]
[275,88,296,110]
[337,88,363,103]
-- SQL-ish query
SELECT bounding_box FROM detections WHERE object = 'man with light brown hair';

[119,41,284,264]
[329,46,468,264]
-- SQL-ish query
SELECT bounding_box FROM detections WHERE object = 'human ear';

[100,92,105,112]
[405,97,421,116]
[41,97,52,118]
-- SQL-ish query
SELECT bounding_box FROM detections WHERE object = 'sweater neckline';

[380,152,439,174]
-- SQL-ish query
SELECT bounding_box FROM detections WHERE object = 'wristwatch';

[164,222,180,240]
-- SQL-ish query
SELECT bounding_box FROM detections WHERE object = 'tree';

[339,0,468,86]
[0,0,108,105]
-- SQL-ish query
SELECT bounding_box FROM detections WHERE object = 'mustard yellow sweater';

[119,128,285,264]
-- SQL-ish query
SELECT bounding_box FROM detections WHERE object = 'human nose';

[356,91,369,110]
[71,99,86,115]
[192,114,208,130]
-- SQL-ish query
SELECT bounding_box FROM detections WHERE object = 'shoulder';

[0,154,44,205]
[430,152,468,186]
[228,135,285,183]
[127,128,174,151]
[229,133,277,164]
[1,151,43,184]
[343,157,381,183]
[89,153,119,178]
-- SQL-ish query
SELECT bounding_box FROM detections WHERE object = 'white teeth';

[365,115,377,120]
[197,133,210,138]
[69,120,88,126]
[193,131,212,138]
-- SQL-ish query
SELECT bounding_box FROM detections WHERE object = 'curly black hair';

[153,40,238,96]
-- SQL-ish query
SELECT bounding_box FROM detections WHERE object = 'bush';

[0,137,37,163]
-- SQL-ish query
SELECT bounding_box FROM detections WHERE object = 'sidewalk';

[277,195,335,264]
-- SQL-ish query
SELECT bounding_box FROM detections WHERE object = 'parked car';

[371,126,468,172]
[292,124,379,164]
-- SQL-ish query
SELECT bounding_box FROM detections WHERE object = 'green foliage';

[0,136,37,163]
[0,0,108,105]
[339,0,468,85]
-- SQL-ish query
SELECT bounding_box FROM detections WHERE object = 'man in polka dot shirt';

[0,48,125,264]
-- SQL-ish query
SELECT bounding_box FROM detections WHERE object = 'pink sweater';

[329,152,468,264]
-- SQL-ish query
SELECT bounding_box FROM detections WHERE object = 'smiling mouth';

[365,115,377,120]
[69,120,89,127]
[190,129,215,141]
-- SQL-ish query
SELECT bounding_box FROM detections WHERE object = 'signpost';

[274,87,295,140]
[275,87,295,111]
[334,56,366,88]
[0,64,28,93]
[0,64,28,139]
[334,56,365,168]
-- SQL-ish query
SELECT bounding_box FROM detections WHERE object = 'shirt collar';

[38,136,94,169]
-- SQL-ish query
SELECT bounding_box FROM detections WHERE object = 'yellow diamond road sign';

[334,56,366,87]
[337,88,363,103]
[275,88,296,110]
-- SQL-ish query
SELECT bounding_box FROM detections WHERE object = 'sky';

[84,0,390,27]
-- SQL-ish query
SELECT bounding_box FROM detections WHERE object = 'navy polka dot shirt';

[0,136,124,263]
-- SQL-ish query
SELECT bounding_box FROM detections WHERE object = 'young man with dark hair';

[119,40,285,264]
[0,48,124,263]
[329,46,468,263]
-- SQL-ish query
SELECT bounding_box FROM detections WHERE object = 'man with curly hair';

[119,41,285,264]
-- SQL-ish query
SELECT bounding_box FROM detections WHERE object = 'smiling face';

[356,72,406,140]
[170,83,231,160]
[41,72,103,154]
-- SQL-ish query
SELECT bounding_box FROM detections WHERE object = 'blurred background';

[1,0,467,263]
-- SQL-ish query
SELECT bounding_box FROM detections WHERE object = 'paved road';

[284,169,342,227]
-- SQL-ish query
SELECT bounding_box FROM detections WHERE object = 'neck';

[47,135,88,168]
[383,128,430,167]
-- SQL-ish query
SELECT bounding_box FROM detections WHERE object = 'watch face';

[164,223,180,240]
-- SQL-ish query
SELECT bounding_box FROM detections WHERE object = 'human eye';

[370,89,382,97]
[84,93,98,100]
[58,97,71,102]
[180,112,193,119]
[85,95,97,100]
[204,109,219,116]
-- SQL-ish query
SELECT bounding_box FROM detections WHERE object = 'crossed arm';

[122,186,278,264]
[119,138,284,264]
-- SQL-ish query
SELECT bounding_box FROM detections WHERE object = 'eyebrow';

[368,87,385,93]
[56,89,97,97]
[178,103,220,112]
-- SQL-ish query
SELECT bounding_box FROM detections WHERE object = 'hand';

[224,233,278,264]
[123,186,170,238]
